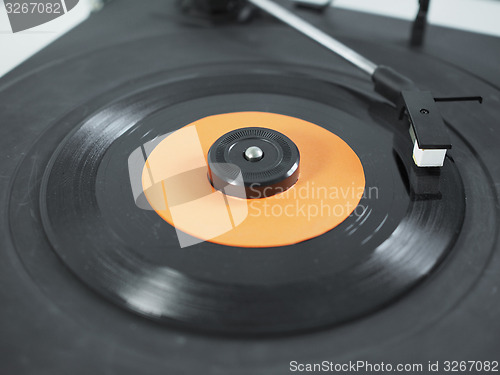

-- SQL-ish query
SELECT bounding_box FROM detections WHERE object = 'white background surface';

[1,0,500,78]
[0,0,93,77]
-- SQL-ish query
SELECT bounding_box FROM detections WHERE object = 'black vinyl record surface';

[1,1,500,374]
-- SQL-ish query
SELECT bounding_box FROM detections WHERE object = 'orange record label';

[142,111,365,248]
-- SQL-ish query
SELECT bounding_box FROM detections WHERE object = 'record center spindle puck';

[207,127,300,199]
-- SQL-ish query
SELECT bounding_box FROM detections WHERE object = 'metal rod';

[248,0,378,75]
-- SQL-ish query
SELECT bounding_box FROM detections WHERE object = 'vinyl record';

[14,65,466,333]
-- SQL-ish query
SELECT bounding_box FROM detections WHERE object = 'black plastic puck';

[207,127,300,198]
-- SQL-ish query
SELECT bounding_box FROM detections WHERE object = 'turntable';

[1,0,499,374]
